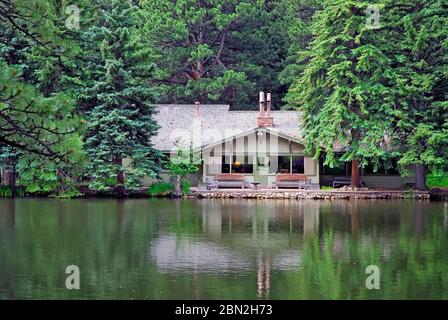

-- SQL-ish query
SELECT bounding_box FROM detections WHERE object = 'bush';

[148,182,174,196]
[426,173,448,189]
[148,181,192,197]
[0,186,25,197]
[181,180,192,195]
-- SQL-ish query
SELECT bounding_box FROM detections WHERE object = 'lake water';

[0,198,447,300]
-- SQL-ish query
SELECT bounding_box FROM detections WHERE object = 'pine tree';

[383,0,448,190]
[0,0,86,196]
[82,0,160,193]
[287,0,395,188]
[0,60,85,195]
[139,0,251,107]
[279,0,321,108]
[230,0,291,109]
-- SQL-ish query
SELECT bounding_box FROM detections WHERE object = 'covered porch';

[200,128,320,188]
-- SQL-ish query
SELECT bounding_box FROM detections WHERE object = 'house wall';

[202,133,319,187]
[320,174,414,189]
[142,165,203,187]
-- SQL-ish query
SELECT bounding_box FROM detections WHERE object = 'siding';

[320,175,414,189]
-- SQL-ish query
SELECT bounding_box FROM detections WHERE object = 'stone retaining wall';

[194,190,431,200]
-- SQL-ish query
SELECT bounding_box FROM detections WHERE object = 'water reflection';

[0,198,447,299]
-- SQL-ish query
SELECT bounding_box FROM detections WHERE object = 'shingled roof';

[152,104,303,151]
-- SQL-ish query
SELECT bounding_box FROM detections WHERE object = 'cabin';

[150,92,414,189]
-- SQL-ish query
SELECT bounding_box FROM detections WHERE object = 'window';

[221,155,253,174]
[278,156,290,173]
[221,156,231,173]
[232,155,253,174]
[276,155,305,173]
[292,156,304,173]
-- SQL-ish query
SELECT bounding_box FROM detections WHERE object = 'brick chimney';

[257,92,274,127]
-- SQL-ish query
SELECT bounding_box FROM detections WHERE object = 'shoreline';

[193,189,433,200]
[2,187,447,201]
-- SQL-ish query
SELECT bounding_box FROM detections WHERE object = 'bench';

[332,177,366,188]
[273,174,310,189]
[207,174,248,190]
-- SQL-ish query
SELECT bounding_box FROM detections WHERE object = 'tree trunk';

[415,164,427,191]
[1,166,10,186]
[172,175,182,198]
[351,160,360,189]
[113,154,125,196]
[10,163,16,196]
[1,159,16,196]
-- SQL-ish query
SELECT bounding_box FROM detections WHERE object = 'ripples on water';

[0,198,447,299]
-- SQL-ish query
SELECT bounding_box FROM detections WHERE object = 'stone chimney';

[257,92,274,127]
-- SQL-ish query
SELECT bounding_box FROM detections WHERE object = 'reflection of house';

[150,200,321,275]
[150,93,414,188]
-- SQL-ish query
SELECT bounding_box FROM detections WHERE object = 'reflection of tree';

[445,203,448,230]
[350,201,359,240]
[201,201,222,237]
[168,200,202,235]
[281,207,448,299]
[1,199,15,237]
[6,200,15,229]
[303,203,319,238]
[2,199,448,299]
[414,201,425,236]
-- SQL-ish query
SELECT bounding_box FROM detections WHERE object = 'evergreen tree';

[279,0,321,108]
[0,60,84,195]
[287,0,395,188]
[139,0,291,109]
[82,0,160,193]
[139,0,252,107]
[0,0,86,196]
[230,0,291,109]
[383,0,448,190]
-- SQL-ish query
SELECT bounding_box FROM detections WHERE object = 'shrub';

[148,182,174,196]
[426,173,448,189]
[0,186,25,197]
[148,181,192,197]
[181,180,192,195]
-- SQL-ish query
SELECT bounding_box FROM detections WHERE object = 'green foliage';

[2,0,447,196]
[286,0,448,176]
[279,0,322,104]
[166,149,200,179]
[139,0,290,109]
[181,180,192,195]
[148,180,192,197]
[287,1,394,168]
[0,186,23,197]
[148,182,174,196]
[16,155,84,198]
[426,173,448,189]
[0,0,86,197]
[80,0,161,190]
[0,60,84,158]
[383,0,448,174]
[166,147,200,197]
